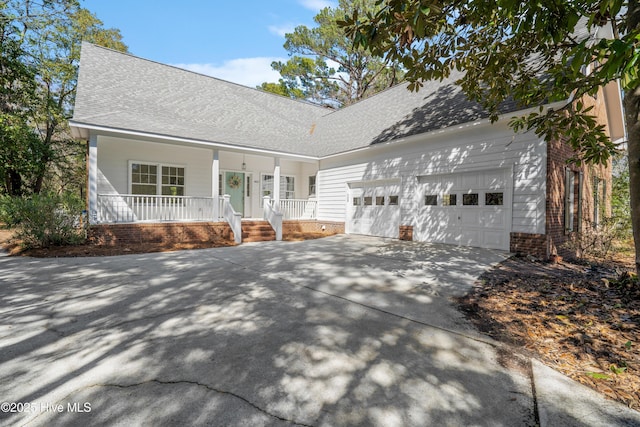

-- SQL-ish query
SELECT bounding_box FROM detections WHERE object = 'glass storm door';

[224,172,245,215]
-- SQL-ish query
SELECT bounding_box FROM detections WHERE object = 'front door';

[224,172,245,215]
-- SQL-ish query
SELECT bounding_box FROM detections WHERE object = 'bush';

[564,217,630,259]
[0,193,86,248]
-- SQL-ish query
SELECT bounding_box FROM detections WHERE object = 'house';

[69,42,625,259]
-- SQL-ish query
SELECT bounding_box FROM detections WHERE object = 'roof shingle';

[71,43,529,158]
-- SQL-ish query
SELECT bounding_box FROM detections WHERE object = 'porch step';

[241,220,276,242]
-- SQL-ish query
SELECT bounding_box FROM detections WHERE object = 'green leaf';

[585,372,611,380]
[609,365,627,375]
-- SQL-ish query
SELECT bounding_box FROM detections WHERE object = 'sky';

[80,0,338,87]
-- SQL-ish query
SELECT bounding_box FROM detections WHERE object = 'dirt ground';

[2,227,638,410]
[458,253,640,411]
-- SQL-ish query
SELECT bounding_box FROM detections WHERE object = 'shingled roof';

[70,43,531,158]
[72,43,326,156]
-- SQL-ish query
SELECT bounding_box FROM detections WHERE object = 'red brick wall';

[90,222,233,245]
[399,225,413,241]
[545,92,613,259]
[510,232,547,259]
[91,220,345,245]
[546,137,579,258]
[283,220,344,235]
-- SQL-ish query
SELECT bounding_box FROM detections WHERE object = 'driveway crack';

[62,379,313,427]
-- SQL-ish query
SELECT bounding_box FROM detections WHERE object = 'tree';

[261,0,403,106]
[343,0,640,273]
[0,0,127,196]
[263,56,339,104]
[0,2,39,196]
[612,152,632,235]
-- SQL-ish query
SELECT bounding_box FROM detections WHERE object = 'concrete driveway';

[1,235,535,426]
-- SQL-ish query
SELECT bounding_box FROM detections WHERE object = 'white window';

[161,166,185,196]
[593,177,606,227]
[261,174,295,199]
[130,162,185,196]
[565,169,576,232]
[308,175,316,196]
[261,175,274,197]
[283,176,295,199]
[131,163,157,195]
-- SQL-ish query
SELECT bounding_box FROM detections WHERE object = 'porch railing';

[263,197,283,241]
[96,194,224,223]
[222,195,242,244]
[278,198,317,220]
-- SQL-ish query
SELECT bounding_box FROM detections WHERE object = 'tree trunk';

[626,88,640,274]
[626,1,640,274]
[32,121,55,194]
[7,169,22,196]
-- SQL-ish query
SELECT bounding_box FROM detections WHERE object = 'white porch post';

[273,157,281,206]
[212,149,220,220]
[88,135,98,224]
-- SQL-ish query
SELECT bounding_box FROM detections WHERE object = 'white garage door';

[347,181,400,238]
[414,169,511,250]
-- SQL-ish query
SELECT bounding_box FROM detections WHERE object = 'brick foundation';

[510,232,548,260]
[399,225,413,241]
[283,220,344,235]
[90,220,345,246]
[90,222,233,245]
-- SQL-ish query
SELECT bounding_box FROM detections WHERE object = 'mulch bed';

[0,228,332,257]
[458,256,640,411]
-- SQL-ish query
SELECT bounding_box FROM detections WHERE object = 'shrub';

[564,217,630,259]
[0,193,86,248]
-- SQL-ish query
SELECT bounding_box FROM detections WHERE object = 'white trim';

[128,160,187,196]
[212,150,220,224]
[88,135,98,224]
[69,121,320,161]
[273,157,281,204]
[71,101,567,163]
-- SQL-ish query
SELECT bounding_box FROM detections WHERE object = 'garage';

[347,180,400,238]
[414,169,512,250]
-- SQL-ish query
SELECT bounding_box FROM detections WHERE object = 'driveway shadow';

[1,236,533,426]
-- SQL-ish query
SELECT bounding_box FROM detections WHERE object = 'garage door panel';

[416,169,511,251]
[459,229,481,247]
[483,230,506,248]
[460,210,481,227]
[484,171,507,189]
[482,209,507,227]
[461,173,477,189]
[348,182,400,239]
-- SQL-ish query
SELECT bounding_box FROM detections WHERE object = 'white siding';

[97,136,213,197]
[318,122,546,235]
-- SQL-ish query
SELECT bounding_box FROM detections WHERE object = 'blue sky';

[81,0,337,87]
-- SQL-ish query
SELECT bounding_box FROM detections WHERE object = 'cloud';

[299,0,337,11]
[172,57,286,88]
[268,24,296,37]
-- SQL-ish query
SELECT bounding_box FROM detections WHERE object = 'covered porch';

[86,132,321,243]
